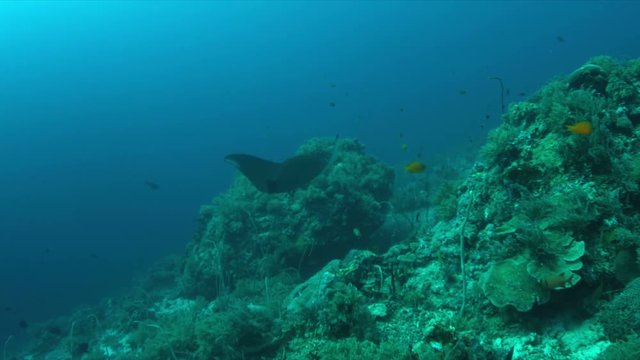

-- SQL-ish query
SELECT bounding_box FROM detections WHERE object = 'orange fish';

[566,121,592,135]
[405,161,426,173]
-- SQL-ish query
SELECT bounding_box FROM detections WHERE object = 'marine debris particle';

[225,152,330,193]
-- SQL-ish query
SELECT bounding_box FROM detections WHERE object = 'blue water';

[1,1,638,344]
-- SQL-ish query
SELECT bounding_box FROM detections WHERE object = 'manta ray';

[224,152,330,193]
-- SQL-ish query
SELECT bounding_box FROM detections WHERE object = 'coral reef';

[14,56,640,360]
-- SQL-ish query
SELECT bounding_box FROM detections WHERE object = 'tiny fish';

[401,143,409,151]
[329,102,336,107]
[144,181,159,190]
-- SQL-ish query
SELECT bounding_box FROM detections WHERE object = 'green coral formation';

[182,137,394,298]
[476,56,640,316]
[598,334,640,360]
[14,56,640,359]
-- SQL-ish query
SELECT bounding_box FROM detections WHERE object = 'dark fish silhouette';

[225,152,330,193]
[557,35,565,43]
[505,345,515,360]
[47,325,63,335]
[144,181,159,190]
[19,319,28,329]
[489,76,505,113]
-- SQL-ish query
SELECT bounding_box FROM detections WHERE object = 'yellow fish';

[405,161,426,173]
[566,121,592,135]
[401,143,409,151]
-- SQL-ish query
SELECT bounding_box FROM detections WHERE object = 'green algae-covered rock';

[599,277,640,340]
